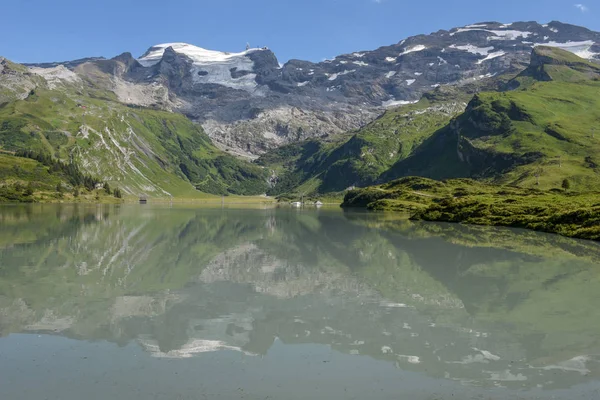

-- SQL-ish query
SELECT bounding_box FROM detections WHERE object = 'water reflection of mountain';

[1,205,600,390]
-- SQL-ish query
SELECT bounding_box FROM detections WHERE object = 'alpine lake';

[1,204,600,400]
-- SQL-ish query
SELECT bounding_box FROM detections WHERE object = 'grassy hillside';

[258,88,470,196]
[378,48,600,192]
[0,57,44,104]
[342,176,600,241]
[0,59,269,199]
[0,152,122,203]
[384,78,600,191]
[262,47,600,197]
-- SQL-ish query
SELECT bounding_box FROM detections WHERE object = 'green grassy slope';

[0,59,268,199]
[381,48,600,191]
[258,88,470,195]
[383,79,600,191]
[0,152,121,203]
[261,47,600,196]
[0,58,44,104]
[342,176,600,241]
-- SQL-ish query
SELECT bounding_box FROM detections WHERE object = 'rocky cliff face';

[23,21,600,157]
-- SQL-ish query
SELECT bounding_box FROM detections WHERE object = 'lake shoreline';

[341,177,600,241]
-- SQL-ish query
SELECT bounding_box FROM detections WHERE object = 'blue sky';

[1,0,597,64]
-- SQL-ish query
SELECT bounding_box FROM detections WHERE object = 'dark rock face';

[111,52,141,70]
[26,21,600,157]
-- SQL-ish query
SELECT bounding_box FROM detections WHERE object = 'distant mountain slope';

[265,46,600,195]
[23,21,600,157]
[257,87,472,194]
[0,63,268,197]
[3,21,600,198]
[382,47,600,191]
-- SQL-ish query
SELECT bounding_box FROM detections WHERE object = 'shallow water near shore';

[1,204,600,399]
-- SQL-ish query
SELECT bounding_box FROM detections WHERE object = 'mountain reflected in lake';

[1,205,600,399]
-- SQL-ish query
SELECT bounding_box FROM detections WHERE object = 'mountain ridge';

[19,20,600,158]
[261,45,600,196]
[2,20,600,199]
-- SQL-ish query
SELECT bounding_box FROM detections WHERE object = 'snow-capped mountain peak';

[137,43,266,67]
[137,42,274,93]
[23,21,600,158]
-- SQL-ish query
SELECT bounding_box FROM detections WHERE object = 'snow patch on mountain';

[535,40,597,59]
[138,43,268,93]
[327,70,355,81]
[138,43,262,67]
[477,51,506,64]
[451,28,532,40]
[385,71,397,78]
[400,45,428,56]
[449,44,494,55]
[382,99,418,108]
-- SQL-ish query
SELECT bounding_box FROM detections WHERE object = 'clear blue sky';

[1,0,597,64]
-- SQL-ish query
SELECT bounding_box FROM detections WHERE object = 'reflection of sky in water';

[1,205,600,399]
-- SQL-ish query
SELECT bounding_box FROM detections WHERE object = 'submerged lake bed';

[1,204,600,400]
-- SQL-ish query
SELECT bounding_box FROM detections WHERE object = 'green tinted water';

[1,204,599,399]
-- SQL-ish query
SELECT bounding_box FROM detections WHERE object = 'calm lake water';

[1,204,600,400]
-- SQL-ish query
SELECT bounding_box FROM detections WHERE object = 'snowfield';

[137,43,266,92]
[138,43,261,67]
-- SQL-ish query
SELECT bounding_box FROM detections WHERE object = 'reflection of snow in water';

[542,355,591,375]
[138,338,255,358]
[487,369,527,382]
[449,348,501,364]
[397,355,421,364]
[379,301,409,308]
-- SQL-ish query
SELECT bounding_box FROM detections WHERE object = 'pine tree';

[562,178,571,192]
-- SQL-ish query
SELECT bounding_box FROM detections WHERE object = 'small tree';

[25,182,34,196]
[113,187,122,199]
[103,182,111,195]
[562,178,571,193]
[56,183,64,198]
[73,187,80,198]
